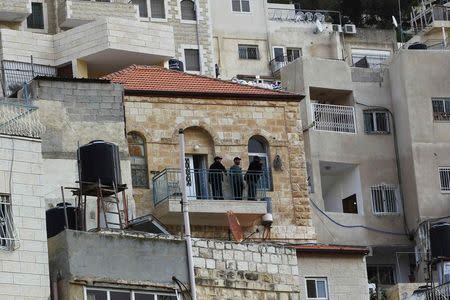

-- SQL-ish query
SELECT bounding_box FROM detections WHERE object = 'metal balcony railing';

[267,8,341,24]
[153,168,269,206]
[411,3,450,33]
[311,103,356,133]
[269,55,300,75]
[414,282,450,300]
[0,100,45,138]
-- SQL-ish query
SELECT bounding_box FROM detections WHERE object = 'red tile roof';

[103,65,302,100]
[292,244,369,255]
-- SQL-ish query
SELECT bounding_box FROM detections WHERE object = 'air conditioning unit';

[344,24,357,34]
[332,24,343,32]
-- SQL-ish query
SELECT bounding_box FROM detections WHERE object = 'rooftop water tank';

[78,140,122,187]
[46,203,79,238]
[430,222,450,258]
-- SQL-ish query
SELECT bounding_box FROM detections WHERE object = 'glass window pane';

[375,112,388,132]
[306,280,317,298]
[364,112,374,133]
[27,2,44,29]
[110,291,131,300]
[135,294,155,300]
[316,280,327,298]
[432,100,444,113]
[274,48,284,62]
[86,290,107,300]
[445,100,450,112]
[241,0,250,12]
[132,0,148,18]
[247,47,258,59]
[248,138,266,153]
[181,0,196,20]
[232,0,241,11]
[151,0,165,18]
[184,49,200,71]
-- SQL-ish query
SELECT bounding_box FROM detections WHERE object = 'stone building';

[0,99,49,299]
[104,65,314,241]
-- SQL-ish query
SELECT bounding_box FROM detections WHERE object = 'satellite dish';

[314,19,324,34]
[392,16,398,28]
[227,211,244,242]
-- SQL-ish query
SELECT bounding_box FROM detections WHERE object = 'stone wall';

[192,238,300,300]
[0,136,50,300]
[125,95,315,241]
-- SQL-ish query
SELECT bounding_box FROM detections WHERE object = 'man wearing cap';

[230,157,244,200]
[208,156,226,200]
[245,156,263,200]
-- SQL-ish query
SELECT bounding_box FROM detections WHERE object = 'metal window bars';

[439,167,450,192]
[371,184,398,214]
[152,168,268,206]
[311,103,356,133]
[0,100,45,139]
[0,194,19,251]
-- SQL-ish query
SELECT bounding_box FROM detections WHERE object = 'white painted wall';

[0,135,50,300]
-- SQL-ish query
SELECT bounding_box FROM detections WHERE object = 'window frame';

[183,48,201,73]
[231,0,251,13]
[363,110,390,134]
[367,265,397,285]
[370,184,399,215]
[305,277,329,300]
[238,44,260,60]
[432,98,450,122]
[25,0,48,33]
[131,0,149,19]
[180,0,197,22]
[439,167,450,193]
[128,132,149,189]
[149,0,168,22]
[84,287,179,300]
[248,136,273,191]
[0,194,18,251]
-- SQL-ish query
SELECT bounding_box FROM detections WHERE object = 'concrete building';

[0,98,49,299]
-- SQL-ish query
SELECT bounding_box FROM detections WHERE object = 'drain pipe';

[178,129,198,300]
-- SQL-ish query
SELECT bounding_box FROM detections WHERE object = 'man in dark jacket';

[230,157,244,200]
[245,156,263,200]
[208,156,226,200]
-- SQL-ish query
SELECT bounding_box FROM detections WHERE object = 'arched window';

[248,136,272,190]
[181,0,196,21]
[127,132,148,188]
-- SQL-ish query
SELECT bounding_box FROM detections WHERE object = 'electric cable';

[172,276,192,300]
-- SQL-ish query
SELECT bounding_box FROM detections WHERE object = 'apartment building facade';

[0,99,49,299]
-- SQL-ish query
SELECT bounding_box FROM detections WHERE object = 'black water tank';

[78,140,122,186]
[46,203,79,238]
[430,222,450,258]
[408,43,427,50]
[169,59,184,71]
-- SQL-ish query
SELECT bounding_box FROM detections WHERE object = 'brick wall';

[192,238,300,300]
[125,95,315,241]
[0,136,50,300]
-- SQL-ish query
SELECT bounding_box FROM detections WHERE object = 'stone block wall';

[0,136,50,300]
[192,238,300,300]
[125,95,315,241]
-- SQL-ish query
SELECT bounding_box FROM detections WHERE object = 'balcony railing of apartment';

[311,103,356,133]
[0,100,45,138]
[269,55,301,76]
[267,8,341,24]
[153,169,269,206]
[414,282,450,300]
[424,39,450,50]
[411,3,450,33]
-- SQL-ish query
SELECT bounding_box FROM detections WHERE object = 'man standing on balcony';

[209,156,226,200]
[245,156,263,200]
[230,157,244,200]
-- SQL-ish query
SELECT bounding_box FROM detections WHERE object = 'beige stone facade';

[125,95,315,241]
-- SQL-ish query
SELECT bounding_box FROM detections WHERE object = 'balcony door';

[185,155,208,200]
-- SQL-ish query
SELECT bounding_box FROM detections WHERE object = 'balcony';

[58,0,139,28]
[0,0,31,22]
[411,3,450,33]
[0,100,45,139]
[152,169,269,226]
[269,55,300,77]
[267,7,340,24]
[311,103,356,133]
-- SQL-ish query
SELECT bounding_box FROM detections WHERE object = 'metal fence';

[269,55,301,75]
[153,168,269,206]
[413,282,450,300]
[267,8,341,24]
[0,99,45,138]
[311,103,356,133]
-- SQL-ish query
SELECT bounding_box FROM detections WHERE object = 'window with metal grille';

[128,132,148,188]
[0,194,18,251]
[232,0,250,12]
[184,49,200,71]
[439,167,450,192]
[306,278,328,299]
[27,2,45,29]
[287,48,302,62]
[131,0,148,18]
[181,0,196,20]
[351,49,390,69]
[238,45,259,60]
[85,288,178,300]
[371,184,398,214]
[432,98,450,121]
[150,0,165,19]
[364,110,390,134]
